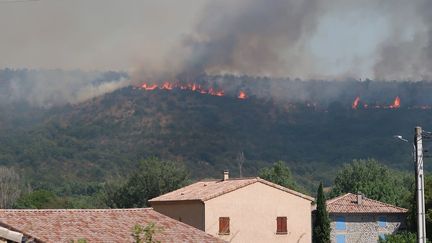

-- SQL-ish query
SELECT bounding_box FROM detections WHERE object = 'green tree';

[425,175,432,240]
[259,161,297,189]
[132,223,162,243]
[313,182,330,243]
[411,175,432,239]
[105,158,189,208]
[69,239,88,243]
[378,231,417,243]
[14,190,73,209]
[331,159,410,206]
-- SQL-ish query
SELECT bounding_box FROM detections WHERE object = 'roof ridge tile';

[150,177,313,202]
[326,193,408,214]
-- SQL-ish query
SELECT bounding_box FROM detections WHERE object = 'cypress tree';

[313,182,331,243]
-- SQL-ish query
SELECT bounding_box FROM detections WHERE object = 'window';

[335,216,346,230]
[336,234,346,243]
[276,217,287,234]
[378,216,387,227]
[219,217,230,235]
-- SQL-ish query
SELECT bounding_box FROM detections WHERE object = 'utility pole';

[415,126,427,243]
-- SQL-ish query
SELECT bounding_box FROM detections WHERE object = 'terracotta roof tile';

[326,193,408,214]
[0,208,224,243]
[149,177,314,203]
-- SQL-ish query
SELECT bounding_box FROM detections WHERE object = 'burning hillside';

[137,81,247,100]
[352,96,401,110]
[134,78,432,111]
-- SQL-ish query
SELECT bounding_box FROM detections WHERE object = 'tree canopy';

[313,182,330,243]
[258,161,297,189]
[14,190,72,209]
[104,158,189,208]
[331,159,411,206]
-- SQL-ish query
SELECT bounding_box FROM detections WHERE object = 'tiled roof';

[0,208,224,243]
[326,193,408,214]
[0,221,41,242]
[149,177,314,203]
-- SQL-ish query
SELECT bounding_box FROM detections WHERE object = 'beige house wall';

[204,182,312,243]
[151,201,205,230]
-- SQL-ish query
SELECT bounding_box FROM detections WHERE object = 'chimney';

[223,170,229,181]
[357,192,363,205]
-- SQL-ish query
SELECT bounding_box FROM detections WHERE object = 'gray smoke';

[180,0,320,78]
[0,69,129,107]
[373,0,432,80]
[134,0,432,82]
[133,0,322,81]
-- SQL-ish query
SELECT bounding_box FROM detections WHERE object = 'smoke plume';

[133,0,432,82]
[0,69,129,107]
[373,0,432,80]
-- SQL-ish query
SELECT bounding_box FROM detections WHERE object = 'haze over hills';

[1,70,432,193]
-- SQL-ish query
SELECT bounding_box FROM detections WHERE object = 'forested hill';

[1,84,431,191]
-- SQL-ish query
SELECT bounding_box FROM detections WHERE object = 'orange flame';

[351,95,403,110]
[352,96,360,109]
[142,83,158,91]
[208,88,225,97]
[389,96,401,109]
[238,91,247,99]
[161,81,173,90]
[138,81,236,98]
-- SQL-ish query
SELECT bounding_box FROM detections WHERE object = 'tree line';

[0,158,430,242]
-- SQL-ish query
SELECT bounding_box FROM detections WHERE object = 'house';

[326,193,408,243]
[149,171,314,243]
[0,208,224,243]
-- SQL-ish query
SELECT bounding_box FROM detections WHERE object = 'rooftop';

[149,177,314,203]
[326,193,408,214]
[0,208,224,243]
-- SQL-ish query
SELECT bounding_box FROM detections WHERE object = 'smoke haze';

[1,0,432,107]
[134,0,432,81]
[0,69,129,107]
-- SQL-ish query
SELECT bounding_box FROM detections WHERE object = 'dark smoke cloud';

[134,0,432,82]
[133,0,322,81]
[373,0,432,80]
[180,0,320,77]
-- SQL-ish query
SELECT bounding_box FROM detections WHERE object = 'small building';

[0,208,223,243]
[326,193,408,243]
[149,171,314,243]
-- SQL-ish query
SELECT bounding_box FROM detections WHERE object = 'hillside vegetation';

[0,85,431,194]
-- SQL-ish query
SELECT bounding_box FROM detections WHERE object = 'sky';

[0,0,430,80]
[0,0,208,71]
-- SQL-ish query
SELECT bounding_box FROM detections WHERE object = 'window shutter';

[336,216,346,230]
[219,217,230,234]
[276,217,287,234]
[282,217,287,232]
[277,218,281,232]
[378,216,387,227]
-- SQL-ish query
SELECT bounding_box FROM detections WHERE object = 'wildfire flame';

[352,96,402,110]
[238,91,247,99]
[139,81,245,99]
[352,96,360,109]
[389,96,401,109]
[142,83,158,91]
